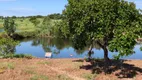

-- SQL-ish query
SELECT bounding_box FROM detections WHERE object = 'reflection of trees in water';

[75,41,101,55]
[32,39,40,46]
[20,38,102,56]
[29,38,102,55]
[29,38,73,54]
[0,38,104,57]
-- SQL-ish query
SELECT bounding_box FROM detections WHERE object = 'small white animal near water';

[45,52,52,58]
[70,54,73,57]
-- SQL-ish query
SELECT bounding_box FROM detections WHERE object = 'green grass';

[0,18,44,32]
[37,61,50,65]
[0,32,9,38]
[2,54,34,59]
[24,66,37,75]
[0,18,61,38]
[15,18,37,31]
[24,69,36,74]
[57,74,73,80]
[30,75,48,80]
[0,19,4,28]
[0,18,59,32]
[0,62,15,70]
[15,18,35,30]
[82,73,97,80]
[16,30,38,38]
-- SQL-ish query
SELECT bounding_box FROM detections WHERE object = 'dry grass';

[0,58,141,80]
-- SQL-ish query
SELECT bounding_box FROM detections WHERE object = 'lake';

[15,38,142,59]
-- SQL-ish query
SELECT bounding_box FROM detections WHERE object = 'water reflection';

[15,38,142,59]
[16,38,99,58]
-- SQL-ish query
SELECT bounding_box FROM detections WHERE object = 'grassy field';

[0,19,4,28]
[0,18,44,32]
[0,18,61,38]
[0,58,142,80]
[0,18,60,32]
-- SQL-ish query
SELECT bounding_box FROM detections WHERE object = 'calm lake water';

[15,38,142,59]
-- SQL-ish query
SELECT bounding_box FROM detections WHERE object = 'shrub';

[0,38,19,55]
[3,54,34,59]
[15,30,38,38]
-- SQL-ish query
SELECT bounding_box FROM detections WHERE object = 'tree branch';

[96,40,104,48]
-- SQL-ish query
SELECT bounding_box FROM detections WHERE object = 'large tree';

[61,0,142,63]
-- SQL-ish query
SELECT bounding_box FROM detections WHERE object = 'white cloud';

[0,7,42,16]
[0,0,16,1]
[7,8,36,12]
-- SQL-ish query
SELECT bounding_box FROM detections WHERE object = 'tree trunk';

[103,47,110,62]
[96,40,110,73]
[96,40,110,62]
[103,46,110,73]
[88,44,93,62]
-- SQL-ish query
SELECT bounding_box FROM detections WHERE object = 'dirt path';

[45,64,85,80]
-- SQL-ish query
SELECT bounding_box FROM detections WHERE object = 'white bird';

[70,54,73,57]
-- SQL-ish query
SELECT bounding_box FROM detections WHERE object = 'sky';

[0,0,68,16]
[0,0,141,16]
[126,0,142,9]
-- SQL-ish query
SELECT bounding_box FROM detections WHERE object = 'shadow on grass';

[73,59,142,78]
[72,59,84,62]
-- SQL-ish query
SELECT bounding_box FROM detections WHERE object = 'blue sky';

[126,0,142,9]
[0,0,68,16]
[0,0,141,16]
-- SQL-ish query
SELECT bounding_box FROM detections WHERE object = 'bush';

[2,54,34,59]
[0,32,9,38]
[15,30,38,38]
[0,38,19,55]
[3,17,16,37]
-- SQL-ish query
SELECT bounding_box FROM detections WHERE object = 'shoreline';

[2,57,142,60]
[29,58,142,60]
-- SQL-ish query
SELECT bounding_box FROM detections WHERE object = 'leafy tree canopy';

[0,38,19,56]
[29,17,40,26]
[61,0,142,60]
[3,17,16,37]
[48,13,62,19]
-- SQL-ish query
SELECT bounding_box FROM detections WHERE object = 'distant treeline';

[0,13,62,20]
